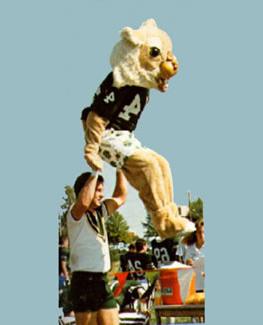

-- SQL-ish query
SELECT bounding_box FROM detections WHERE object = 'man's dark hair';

[135,238,147,252]
[73,172,104,197]
[128,243,135,251]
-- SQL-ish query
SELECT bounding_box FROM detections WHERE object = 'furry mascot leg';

[122,149,193,238]
[146,149,174,203]
[83,112,194,238]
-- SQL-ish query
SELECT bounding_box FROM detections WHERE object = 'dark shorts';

[70,271,117,313]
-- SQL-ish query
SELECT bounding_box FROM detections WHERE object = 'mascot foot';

[151,204,196,239]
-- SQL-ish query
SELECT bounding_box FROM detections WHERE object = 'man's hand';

[104,169,127,215]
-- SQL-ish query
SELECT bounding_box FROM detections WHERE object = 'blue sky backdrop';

[1,0,262,324]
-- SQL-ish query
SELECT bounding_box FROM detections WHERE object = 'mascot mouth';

[156,77,169,92]
[157,60,178,92]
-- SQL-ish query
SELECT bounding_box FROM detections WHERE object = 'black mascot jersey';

[81,72,149,131]
[151,238,179,267]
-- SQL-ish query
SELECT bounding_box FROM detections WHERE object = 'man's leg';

[97,308,119,325]
[70,272,99,325]
[75,311,98,325]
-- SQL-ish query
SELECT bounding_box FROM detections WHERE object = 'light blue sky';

[1,0,263,324]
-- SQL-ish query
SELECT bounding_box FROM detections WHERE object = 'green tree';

[106,211,130,244]
[142,213,158,239]
[189,198,204,222]
[59,185,76,237]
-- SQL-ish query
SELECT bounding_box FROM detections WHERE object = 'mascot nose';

[160,56,179,79]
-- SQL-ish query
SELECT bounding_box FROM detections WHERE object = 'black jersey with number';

[81,72,149,131]
[124,252,157,271]
[151,238,179,267]
[121,251,156,280]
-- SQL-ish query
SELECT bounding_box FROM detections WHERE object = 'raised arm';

[71,173,99,220]
[83,111,109,171]
[104,169,128,215]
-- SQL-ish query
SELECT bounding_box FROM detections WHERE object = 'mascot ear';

[141,18,158,28]
[121,27,142,46]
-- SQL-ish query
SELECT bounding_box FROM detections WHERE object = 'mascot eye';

[149,47,161,57]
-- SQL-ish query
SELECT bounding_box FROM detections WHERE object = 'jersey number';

[153,247,170,263]
[118,94,141,121]
[127,259,142,271]
[103,91,115,104]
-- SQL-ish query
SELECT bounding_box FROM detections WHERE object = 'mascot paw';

[84,152,103,171]
[152,205,196,238]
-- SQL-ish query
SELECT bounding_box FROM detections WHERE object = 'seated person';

[122,238,157,281]
[120,243,136,272]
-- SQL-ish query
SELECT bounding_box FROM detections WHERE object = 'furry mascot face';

[110,19,178,92]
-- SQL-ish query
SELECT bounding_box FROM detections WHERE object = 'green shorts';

[70,271,117,312]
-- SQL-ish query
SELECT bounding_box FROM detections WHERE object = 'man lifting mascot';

[81,19,195,238]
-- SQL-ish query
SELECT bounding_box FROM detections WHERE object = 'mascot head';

[110,19,178,92]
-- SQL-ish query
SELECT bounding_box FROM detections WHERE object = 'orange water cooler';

[160,268,196,305]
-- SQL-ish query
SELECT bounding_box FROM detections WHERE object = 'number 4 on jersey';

[103,91,115,104]
[118,94,141,121]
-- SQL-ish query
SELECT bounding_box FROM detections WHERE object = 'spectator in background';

[151,237,179,268]
[120,243,136,272]
[59,235,74,317]
[122,238,157,281]
[180,219,205,292]
[128,243,136,253]
[116,239,157,313]
[176,237,187,264]
[183,219,205,265]
[59,235,70,286]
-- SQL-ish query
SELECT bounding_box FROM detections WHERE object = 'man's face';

[142,243,148,253]
[91,182,104,208]
[197,225,205,243]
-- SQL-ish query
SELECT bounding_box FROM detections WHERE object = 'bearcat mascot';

[81,19,195,238]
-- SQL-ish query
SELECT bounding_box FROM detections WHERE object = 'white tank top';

[67,203,111,273]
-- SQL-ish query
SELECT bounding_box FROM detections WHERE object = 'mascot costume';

[81,19,195,238]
